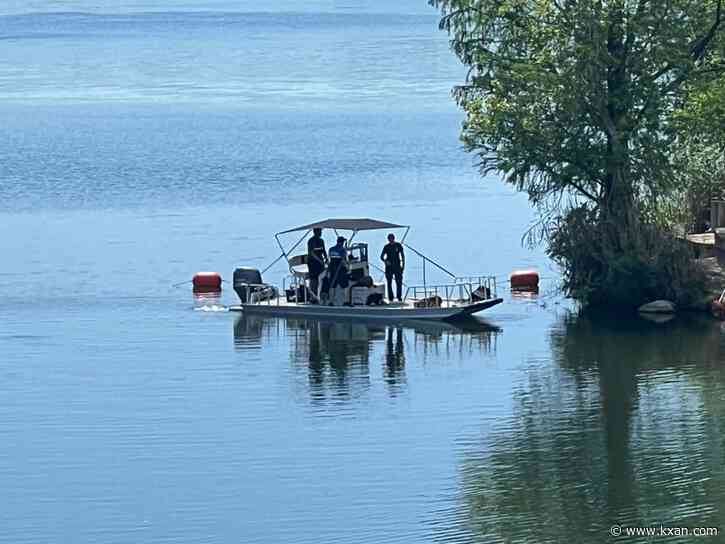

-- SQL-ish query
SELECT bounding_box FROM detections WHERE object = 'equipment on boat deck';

[286,239,378,298]
[346,243,370,282]
[414,295,443,308]
[471,285,491,301]
[232,267,277,303]
[351,284,385,305]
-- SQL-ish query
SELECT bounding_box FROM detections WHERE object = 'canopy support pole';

[262,253,286,275]
[423,258,426,295]
[403,243,457,280]
[401,226,411,243]
[266,230,310,275]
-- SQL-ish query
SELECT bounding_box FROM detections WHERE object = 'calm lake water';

[2,3,725,543]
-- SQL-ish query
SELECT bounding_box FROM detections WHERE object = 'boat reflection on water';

[234,314,501,400]
[232,311,285,349]
[383,326,406,393]
[290,318,382,401]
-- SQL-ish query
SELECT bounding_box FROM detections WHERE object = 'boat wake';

[193,304,229,313]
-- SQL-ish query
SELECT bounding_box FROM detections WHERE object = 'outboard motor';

[233,267,277,303]
[233,267,263,303]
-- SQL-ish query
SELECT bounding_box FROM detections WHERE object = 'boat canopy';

[265,218,412,275]
[277,218,408,235]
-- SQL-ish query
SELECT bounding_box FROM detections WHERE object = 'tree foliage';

[665,79,725,231]
[432,0,725,307]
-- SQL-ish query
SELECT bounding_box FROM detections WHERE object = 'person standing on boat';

[307,227,328,297]
[328,236,350,305]
[381,233,405,302]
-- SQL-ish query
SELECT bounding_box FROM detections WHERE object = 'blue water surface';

[2,3,725,544]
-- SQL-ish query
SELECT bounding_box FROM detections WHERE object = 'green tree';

[432,0,725,307]
[665,80,725,231]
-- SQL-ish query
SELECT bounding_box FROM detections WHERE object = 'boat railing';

[454,275,497,297]
[403,277,497,308]
[244,274,497,307]
[279,275,313,305]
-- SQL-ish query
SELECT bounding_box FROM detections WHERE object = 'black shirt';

[307,236,327,266]
[381,242,404,270]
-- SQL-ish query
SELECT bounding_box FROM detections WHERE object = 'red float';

[510,269,540,290]
[192,272,222,292]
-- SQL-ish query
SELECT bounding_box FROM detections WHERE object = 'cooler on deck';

[351,284,385,305]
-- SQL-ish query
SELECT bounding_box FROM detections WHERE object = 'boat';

[229,218,503,321]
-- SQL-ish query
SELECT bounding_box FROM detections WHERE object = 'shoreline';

[685,255,725,316]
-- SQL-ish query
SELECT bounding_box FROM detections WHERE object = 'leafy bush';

[548,207,707,309]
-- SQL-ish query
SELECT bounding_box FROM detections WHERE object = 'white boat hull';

[229,297,503,321]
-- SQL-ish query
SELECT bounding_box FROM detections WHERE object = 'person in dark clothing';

[307,227,328,296]
[381,233,405,301]
[328,236,349,305]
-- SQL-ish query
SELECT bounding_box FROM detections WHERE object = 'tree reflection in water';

[442,312,725,544]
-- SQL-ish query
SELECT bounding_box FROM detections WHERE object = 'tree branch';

[634,0,725,129]
[566,179,601,202]
[691,0,723,62]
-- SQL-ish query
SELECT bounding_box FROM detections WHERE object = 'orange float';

[192,272,222,292]
[510,269,540,290]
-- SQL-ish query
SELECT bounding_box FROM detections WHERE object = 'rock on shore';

[638,300,676,314]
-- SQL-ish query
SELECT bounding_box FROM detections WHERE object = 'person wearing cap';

[381,233,405,302]
[328,236,349,305]
[307,227,328,297]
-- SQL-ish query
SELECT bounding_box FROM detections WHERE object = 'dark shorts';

[308,261,324,278]
[385,267,403,279]
[329,262,349,288]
